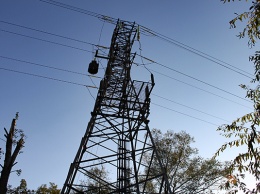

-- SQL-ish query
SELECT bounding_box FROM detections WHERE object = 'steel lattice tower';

[61,20,172,194]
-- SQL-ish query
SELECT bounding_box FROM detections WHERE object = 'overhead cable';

[39,0,117,24]
[1,26,250,104]
[149,68,251,109]
[139,25,253,78]
[152,94,230,122]
[0,55,88,76]
[152,103,219,126]
[0,55,251,110]
[137,54,252,103]
[38,0,252,79]
[0,21,251,102]
[0,67,96,88]
[0,65,220,126]
[0,29,93,53]
[0,55,251,109]
[0,20,104,48]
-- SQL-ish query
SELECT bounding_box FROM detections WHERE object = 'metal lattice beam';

[61,19,172,194]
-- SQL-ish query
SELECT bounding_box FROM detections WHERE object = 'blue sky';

[0,0,257,191]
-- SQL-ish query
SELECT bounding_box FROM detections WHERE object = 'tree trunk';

[0,116,24,193]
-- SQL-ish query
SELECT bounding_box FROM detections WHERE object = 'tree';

[78,165,111,194]
[6,179,59,194]
[36,182,60,194]
[222,0,260,47]
[19,179,27,190]
[144,129,229,194]
[214,0,260,193]
[0,113,25,194]
[9,179,28,194]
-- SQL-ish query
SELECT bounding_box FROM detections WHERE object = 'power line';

[135,58,250,108]
[152,102,219,126]
[38,0,253,79]
[0,65,221,126]
[0,56,102,79]
[0,55,234,124]
[0,11,240,141]
[0,29,93,53]
[39,0,117,24]
[0,55,103,82]
[139,26,253,79]
[136,54,252,103]
[0,55,102,96]
[0,55,251,123]
[0,20,110,49]
[36,1,252,103]
[2,54,250,110]
[1,26,250,104]
[87,68,98,100]
[156,62,251,102]
[0,63,97,101]
[0,20,251,101]
[152,93,230,122]
[0,57,238,127]
[0,55,88,76]
[1,25,250,105]
[0,66,96,88]
[86,86,95,100]
[149,68,251,109]
[0,19,250,104]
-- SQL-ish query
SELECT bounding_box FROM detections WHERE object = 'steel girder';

[61,20,172,194]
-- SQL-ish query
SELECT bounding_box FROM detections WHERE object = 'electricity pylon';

[61,20,172,194]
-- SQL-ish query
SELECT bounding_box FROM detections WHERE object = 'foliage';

[36,182,60,194]
[144,129,229,194]
[222,0,260,47]
[0,147,3,160]
[0,113,25,194]
[79,165,111,194]
[8,179,30,194]
[7,180,60,194]
[214,103,260,193]
[214,62,260,193]
[215,1,260,193]
[17,179,28,193]
[251,51,260,82]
